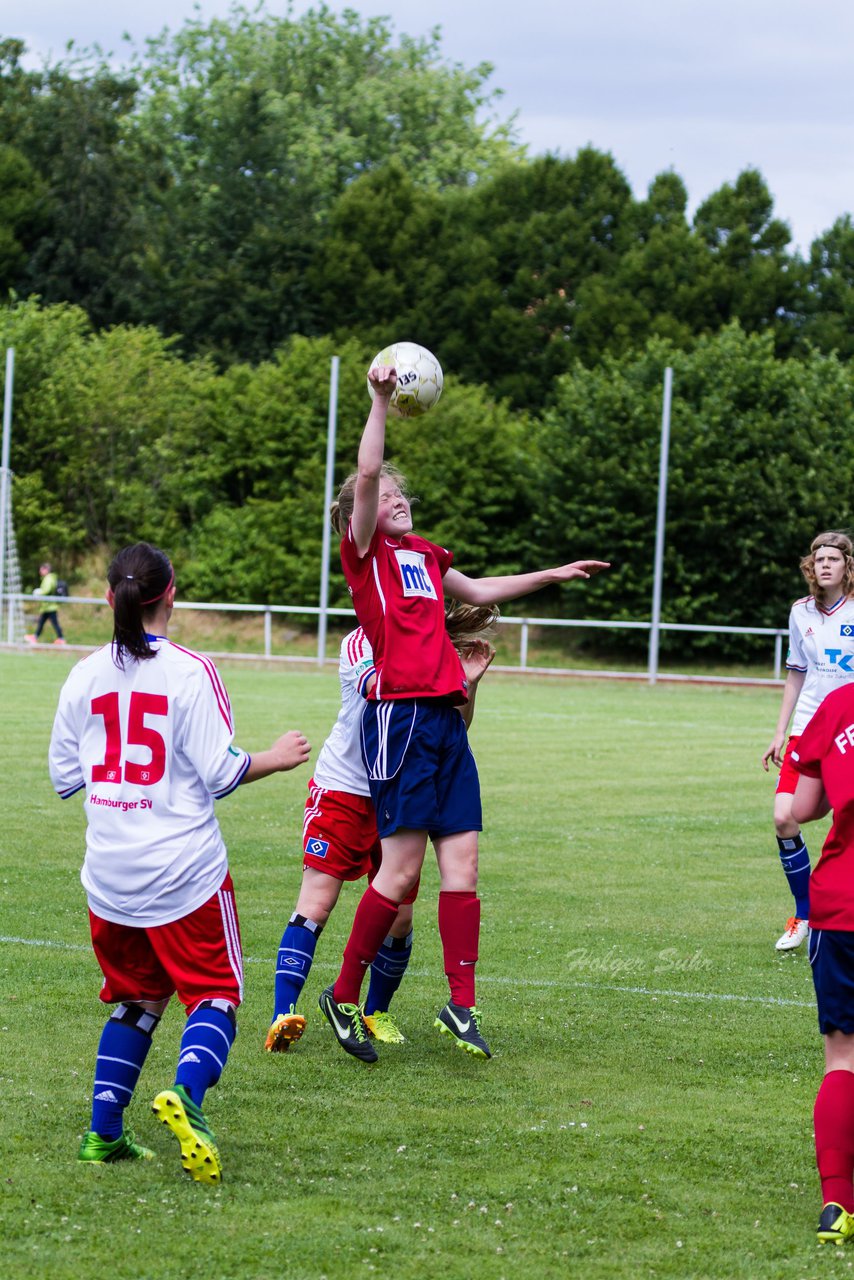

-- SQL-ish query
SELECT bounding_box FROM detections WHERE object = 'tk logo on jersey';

[394,549,437,601]
[305,837,329,858]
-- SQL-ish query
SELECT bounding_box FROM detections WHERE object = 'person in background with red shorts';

[762,532,854,951]
[49,542,310,1182]
[791,681,854,1241]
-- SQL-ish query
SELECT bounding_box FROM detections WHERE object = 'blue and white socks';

[274,913,322,1017]
[90,1003,160,1139]
[778,832,811,919]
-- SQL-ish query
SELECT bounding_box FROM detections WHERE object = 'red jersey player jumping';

[317,362,609,1063]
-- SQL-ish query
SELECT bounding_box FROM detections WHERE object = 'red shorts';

[777,735,802,796]
[89,871,243,1014]
[302,780,419,905]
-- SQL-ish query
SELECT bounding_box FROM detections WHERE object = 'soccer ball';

[367,342,444,418]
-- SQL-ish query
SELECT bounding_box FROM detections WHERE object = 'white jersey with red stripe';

[312,628,376,797]
[787,594,854,734]
[49,638,249,927]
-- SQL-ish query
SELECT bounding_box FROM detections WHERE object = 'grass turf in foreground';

[0,652,838,1278]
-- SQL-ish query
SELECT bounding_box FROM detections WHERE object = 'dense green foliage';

[2,2,853,651]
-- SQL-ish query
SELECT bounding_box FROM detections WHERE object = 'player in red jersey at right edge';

[790,682,854,1242]
[317,361,610,1063]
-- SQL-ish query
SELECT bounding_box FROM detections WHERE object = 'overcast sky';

[5,0,853,254]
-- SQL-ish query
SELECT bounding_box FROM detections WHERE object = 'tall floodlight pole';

[0,348,14,642]
[648,366,673,685]
[317,355,340,666]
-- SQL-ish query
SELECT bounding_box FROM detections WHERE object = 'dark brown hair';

[107,543,174,667]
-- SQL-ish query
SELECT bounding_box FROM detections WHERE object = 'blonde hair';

[800,530,854,601]
[444,602,500,656]
[330,463,411,537]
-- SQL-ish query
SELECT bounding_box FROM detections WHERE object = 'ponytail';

[107,543,174,668]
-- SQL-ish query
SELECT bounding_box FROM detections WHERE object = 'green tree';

[0,40,146,325]
[120,2,518,361]
[534,322,854,655]
[802,216,854,359]
[0,142,45,289]
[0,299,215,569]
[691,169,803,347]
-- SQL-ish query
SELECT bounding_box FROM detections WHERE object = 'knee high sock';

[274,914,322,1018]
[438,890,480,1008]
[815,1069,854,1212]
[90,1004,160,1140]
[175,1001,236,1108]
[333,884,399,1006]
[778,833,811,919]
[365,930,414,1016]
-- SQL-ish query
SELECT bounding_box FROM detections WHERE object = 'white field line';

[0,934,815,1010]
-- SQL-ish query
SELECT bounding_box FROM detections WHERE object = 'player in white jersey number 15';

[49,542,310,1183]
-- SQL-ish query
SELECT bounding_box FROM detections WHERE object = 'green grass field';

[0,650,842,1279]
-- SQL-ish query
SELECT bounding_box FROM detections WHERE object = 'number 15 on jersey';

[90,691,168,785]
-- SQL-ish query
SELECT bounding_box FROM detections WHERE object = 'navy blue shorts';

[809,928,854,1034]
[360,699,482,840]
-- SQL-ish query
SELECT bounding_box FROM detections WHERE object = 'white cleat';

[775,916,809,951]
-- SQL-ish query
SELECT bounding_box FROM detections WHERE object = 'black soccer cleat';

[434,1002,492,1059]
[318,985,378,1063]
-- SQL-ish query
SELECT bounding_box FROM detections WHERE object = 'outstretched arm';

[350,366,397,556]
[443,561,610,607]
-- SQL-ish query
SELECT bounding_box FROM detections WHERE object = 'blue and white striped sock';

[175,1001,236,1108]
[90,1004,159,1140]
[274,914,321,1018]
[778,833,811,919]
[365,930,413,1016]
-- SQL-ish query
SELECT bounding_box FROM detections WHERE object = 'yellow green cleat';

[818,1203,854,1244]
[364,1011,406,1044]
[78,1128,154,1164]
[264,1011,307,1053]
[152,1085,222,1185]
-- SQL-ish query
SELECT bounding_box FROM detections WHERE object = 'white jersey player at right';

[762,533,854,952]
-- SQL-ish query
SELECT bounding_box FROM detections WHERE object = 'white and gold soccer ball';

[367,342,444,418]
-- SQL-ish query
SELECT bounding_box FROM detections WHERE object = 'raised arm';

[443,560,610,607]
[350,366,397,556]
